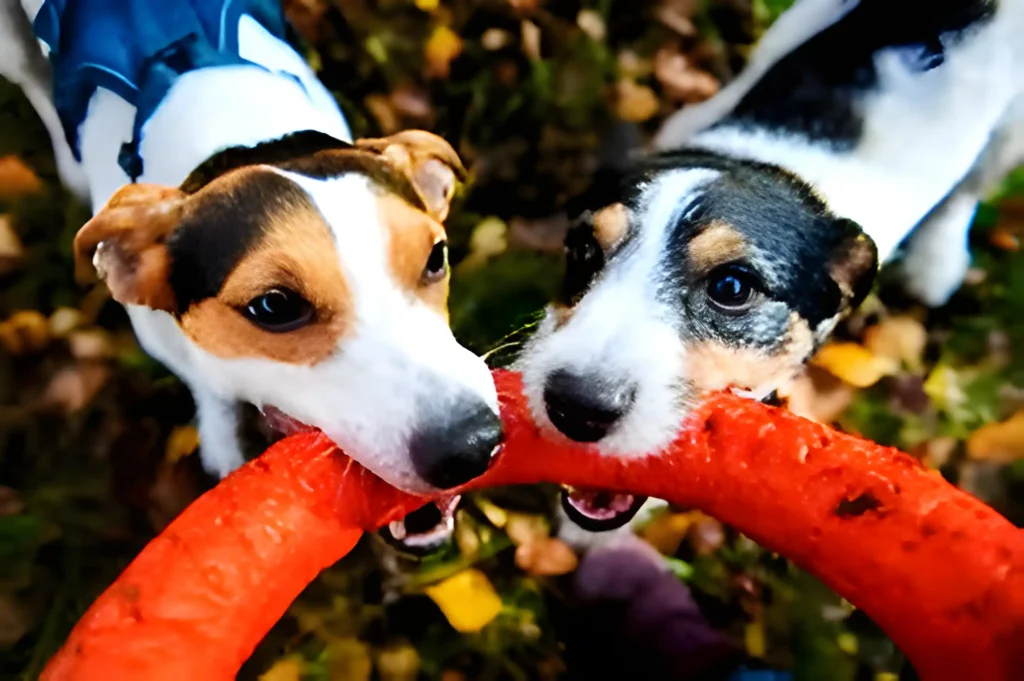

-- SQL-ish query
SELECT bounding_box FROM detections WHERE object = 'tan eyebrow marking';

[687,221,748,273]
[376,192,450,319]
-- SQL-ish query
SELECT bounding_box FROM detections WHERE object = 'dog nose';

[544,369,636,443]
[410,400,503,490]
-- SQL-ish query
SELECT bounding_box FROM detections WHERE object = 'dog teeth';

[388,520,408,541]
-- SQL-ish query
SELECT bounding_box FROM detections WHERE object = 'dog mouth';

[260,405,316,437]
[380,495,461,554]
[560,485,647,532]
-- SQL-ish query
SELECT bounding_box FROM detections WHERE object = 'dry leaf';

[687,515,725,556]
[811,342,898,388]
[365,94,400,135]
[505,511,548,546]
[521,20,542,62]
[613,79,660,122]
[326,638,372,681]
[508,0,539,13]
[441,671,466,681]
[166,425,200,464]
[781,366,856,424]
[967,410,1024,463]
[989,227,1020,251]
[514,537,578,576]
[148,461,201,531]
[259,657,302,681]
[425,569,503,633]
[68,328,114,360]
[0,595,30,647]
[415,0,439,12]
[914,436,958,469]
[425,25,463,79]
[617,50,652,79]
[654,0,699,36]
[457,217,508,273]
[654,48,719,104]
[390,84,433,121]
[481,28,512,51]
[576,10,606,41]
[863,315,928,369]
[49,307,84,338]
[40,364,110,413]
[0,487,24,517]
[745,617,766,658]
[376,644,420,681]
[0,156,42,198]
[0,215,24,275]
[0,310,50,355]
[640,510,699,555]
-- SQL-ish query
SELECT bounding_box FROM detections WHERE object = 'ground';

[1,1,1023,679]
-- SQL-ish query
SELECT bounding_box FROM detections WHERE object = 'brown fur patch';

[377,193,450,317]
[179,195,351,365]
[685,313,814,395]
[686,221,748,274]
[591,203,630,251]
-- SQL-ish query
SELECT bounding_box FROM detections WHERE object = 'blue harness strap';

[34,0,290,181]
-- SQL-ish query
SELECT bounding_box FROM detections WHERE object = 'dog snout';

[543,369,636,443]
[410,399,503,490]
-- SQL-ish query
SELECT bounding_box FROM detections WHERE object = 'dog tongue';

[260,406,315,436]
[562,486,648,531]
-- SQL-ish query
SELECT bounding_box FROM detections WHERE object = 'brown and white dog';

[0,0,502,521]
[522,0,1024,531]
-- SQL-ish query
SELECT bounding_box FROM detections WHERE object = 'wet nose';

[410,399,503,490]
[543,369,636,443]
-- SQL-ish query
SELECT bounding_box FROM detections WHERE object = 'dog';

[521,0,1024,530]
[0,0,503,522]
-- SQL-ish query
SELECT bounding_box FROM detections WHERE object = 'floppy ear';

[828,218,879,312]
[356,130,467,222]
[74,183,186,312]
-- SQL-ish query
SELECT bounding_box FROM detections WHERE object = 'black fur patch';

[167,170,315,312]
[718,0,996,147]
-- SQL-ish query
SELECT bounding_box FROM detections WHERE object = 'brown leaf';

[67,328,114,360]
[521,20,542,62]
[365,94,401,135]
[989,227,1020,252]
[576,10,606,41]
[686,515,725,556]
[0,595,30,647]
[780,366,857,424]
[613,79,660,122]
[863,315,927,369]
[259,657,302,681]
[967,410,1024,463]
[0,215,24,275]
[148,460,201,531]
[654,0,699,36]
[481,28,513,51]
[654,48,720,104]
[0,487,24,517]
[390,84,433,122]
[639,510,699,555]
[48,307,84,338]
[0,156,41,199]
[515,537,578,576]
[425,25,463,79]
[39,364,109,413]
[0,310,50,355]
[376,644,420,681]
[505,511,549,546]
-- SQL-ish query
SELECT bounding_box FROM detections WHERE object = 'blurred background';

[1,0,1023,679]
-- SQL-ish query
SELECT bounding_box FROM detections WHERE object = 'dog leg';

[901,107,1024,307]
[193,388,245,479]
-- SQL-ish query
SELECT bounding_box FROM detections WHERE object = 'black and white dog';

[523,0,1024,530]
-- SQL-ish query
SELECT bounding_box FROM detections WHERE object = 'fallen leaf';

[576,10,606,41]
[914,436,958,469]
[48,307,83,338]
[923,365,966,412]
[686,515,725,556]
[863,315,927,370]
[440,671,466,681]
[640,510,699,555]
[0,156,42,198]
[326,638,372,681]
[0,594,30,647]
[654,0,699,36]
[68,328,114,360]
[481,28,512,51]
[508,0,539,13]
[617,50,652,79]
[505,511,549,546]
[415,0,439,12]
[0,487,24,517]
[425,25,463,79]
[654,48,719,103]
[376,644,420,681]
[425,569,503,633]
[456,217,508,273]
[148,460,201,531]
[259,657,302,681]
[0,215,24,275]
[781,366,856,424]
[365,94,401,135]
[0,310,50,355]
[514,537,578,576]
[967,410,1024,463]
[521,20,542,62]
[454,509,481,557]
[474,497,509,527]
[989,227,1020,251]
[744,617,766,658]
[39,364,110,413]
[613,78,660,122]
[811,342,898,389]
[166,425,200,464]
[390,84,433,121]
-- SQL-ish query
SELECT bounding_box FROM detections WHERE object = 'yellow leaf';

[327,638,372,681]
[376,644,420,681]
[0,215,24,275]
[0,156,41,198]
[0,310,49,355]
[514,538,578,576]
[166,425,200,464]
[640,511,699,555]
[876,674,899,681]
[415,0,439,11]
[613,79,659,122]
[863,316,927,369]
[837,632,858,655]
[505,512,548,546]
[967,410,1024,463]
[811,342,898,388]
[923,365,965,411]
[425,569,503,633]
[744,618,766,658]
[259,657,302,681]
[425,26,463,79]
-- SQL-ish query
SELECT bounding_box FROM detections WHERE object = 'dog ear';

[828,218,879,312]
[74,184,186,312]
[356,130,467,222]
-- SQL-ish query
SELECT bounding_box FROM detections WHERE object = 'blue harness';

[34,0,296,181]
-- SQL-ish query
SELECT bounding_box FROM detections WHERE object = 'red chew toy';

[41,370,1024,681]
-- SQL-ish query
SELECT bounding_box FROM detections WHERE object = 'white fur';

[518,170,719,458]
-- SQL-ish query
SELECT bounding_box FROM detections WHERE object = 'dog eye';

[423,240,448,283]
[705,265,762,313]
[243,288,314,332]
[561,225,604,305]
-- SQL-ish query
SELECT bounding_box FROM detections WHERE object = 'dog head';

[74,130,501,493]
[520,151,878,461]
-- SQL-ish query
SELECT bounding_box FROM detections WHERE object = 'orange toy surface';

[42,370,1024,681]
